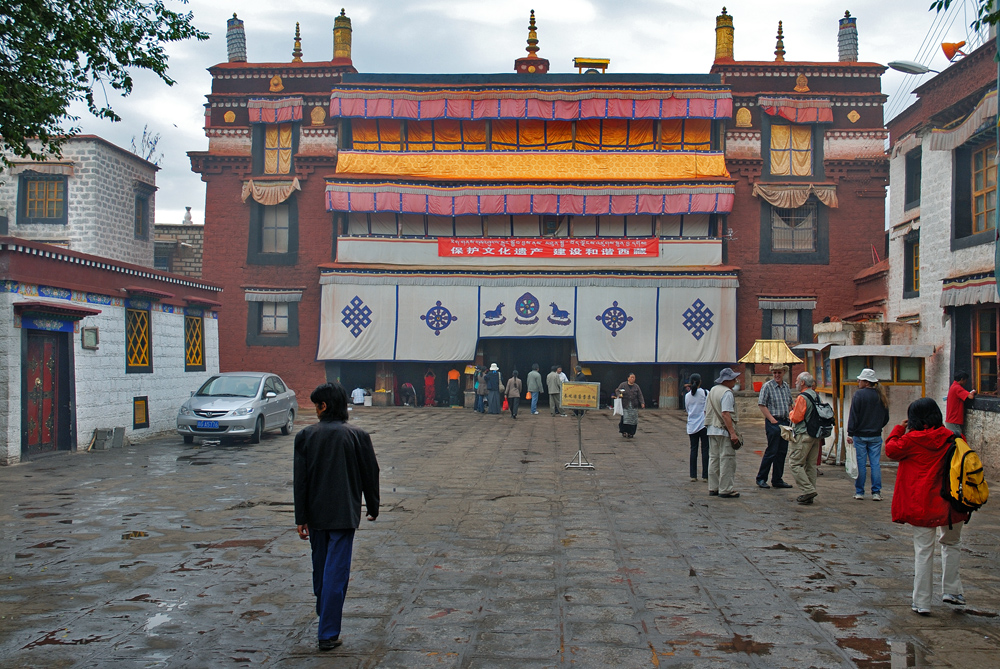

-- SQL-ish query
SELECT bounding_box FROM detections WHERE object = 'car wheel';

[183,435,194,444]
[250,417,263,444]
[281,410,295,435]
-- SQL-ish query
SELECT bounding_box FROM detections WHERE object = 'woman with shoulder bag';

[505,370,522,419]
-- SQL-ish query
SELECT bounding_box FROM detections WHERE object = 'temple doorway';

[480,338,573,406]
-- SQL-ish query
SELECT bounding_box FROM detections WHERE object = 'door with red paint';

[24,331,61,455]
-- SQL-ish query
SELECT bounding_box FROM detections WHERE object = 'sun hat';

[857,368,878,383]
[715,368,741,383]
[489,363,499,371]
[770,363,788,372]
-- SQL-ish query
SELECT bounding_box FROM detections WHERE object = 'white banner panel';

[657,286,737,363]
[478,287,576,338]
[395,285,479,361]
[576,287,658,363]
[317,284,397,361]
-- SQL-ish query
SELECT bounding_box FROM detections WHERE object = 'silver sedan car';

[177,372,297,444]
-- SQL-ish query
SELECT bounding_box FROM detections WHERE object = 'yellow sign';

[561,382,600,409]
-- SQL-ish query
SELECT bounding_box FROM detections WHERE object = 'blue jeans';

[853,436,883,495]
[309,528,355,641]
[474,394,484,412]
[530,392,539,413]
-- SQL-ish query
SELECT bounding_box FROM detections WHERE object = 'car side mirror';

[190,391,195,397]
[265,391,277,399]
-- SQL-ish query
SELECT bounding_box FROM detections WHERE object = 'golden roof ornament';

[514,9,549,74]
[526,10,540,57]
[292,22,303,62]
[715,6,735,62]
[774,21,785,62]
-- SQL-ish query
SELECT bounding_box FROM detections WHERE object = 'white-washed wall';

[0,138,156,267]
[0,287,220,465]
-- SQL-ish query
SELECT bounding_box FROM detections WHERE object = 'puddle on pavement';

[889,640,927,667]
[24,512,60,518]
[806,606,861,629]
[716,633,772,655]
[836,637,891,668]
[193,539,269,549]
[22,630,105,649]
[30,540,67,549]
[145,613,171,633]
[122,531,149,540]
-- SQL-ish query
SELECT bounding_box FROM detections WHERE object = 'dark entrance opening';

[480,338,573,407]
[22,330,73,457]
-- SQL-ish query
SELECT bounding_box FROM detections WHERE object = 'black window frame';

[251,123,300,176]
[17,171,68,226]
[759,197,829,264]
[904,147,922,210]
[952,132,996,251]
[134,194,150,240]
[247,196,298,265]
[903,230,920,299]
[760,115,826,182]
[762,308,813,346]
[246,300,300,347]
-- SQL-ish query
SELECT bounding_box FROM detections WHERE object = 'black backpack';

[486,372,500,391]
[803,392,835,439]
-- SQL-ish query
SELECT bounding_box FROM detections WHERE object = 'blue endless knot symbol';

[341,296,373,338]
[682,299,714,340]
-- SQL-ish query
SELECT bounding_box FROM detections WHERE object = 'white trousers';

[911,524,963,610]
[707,435,737,495]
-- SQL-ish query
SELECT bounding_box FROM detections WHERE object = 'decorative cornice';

[824,130,889,139]
[733,95,887,107]
[188,152,252,178]
[713,63,885,77]
[205,128,251,138]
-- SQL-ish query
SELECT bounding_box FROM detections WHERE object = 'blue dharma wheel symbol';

[596,301,633,337]
[515,292,540,318]
[421,301,457,336]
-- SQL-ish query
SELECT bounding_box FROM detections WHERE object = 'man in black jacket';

[294,382,380,651]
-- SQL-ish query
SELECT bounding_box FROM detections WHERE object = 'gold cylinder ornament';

[334,9,352,60]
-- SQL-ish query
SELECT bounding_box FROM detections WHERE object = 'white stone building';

[886,40,1000,475]
[0,136,158,267]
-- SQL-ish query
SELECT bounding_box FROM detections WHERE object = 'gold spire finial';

[526,9,540,57]
[292,22,303,62]
[715,6,735,61]
[844,10,851,18]
[774,20,785,62]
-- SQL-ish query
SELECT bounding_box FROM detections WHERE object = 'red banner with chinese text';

[438,237,659,258]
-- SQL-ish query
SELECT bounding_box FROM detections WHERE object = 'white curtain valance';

[752,183,839,209]
[927,89,997,152]
[244,290,303,303]
[241,178,301,206]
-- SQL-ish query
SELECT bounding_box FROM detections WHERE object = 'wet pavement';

[0,408,998,668]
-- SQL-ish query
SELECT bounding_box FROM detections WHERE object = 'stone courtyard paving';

[0,408,997,668]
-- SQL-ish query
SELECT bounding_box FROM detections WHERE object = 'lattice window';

[972,143,996,234]
[771,201,817,252]
[770,309,800,345]
[261,302,289,334]
[126,308,151,372]
[261,204,290,253]
[264,124,293,174]
[134,195,149,239]
[25,178,64,219]
[184,315,205,371]
[974,307,998,393]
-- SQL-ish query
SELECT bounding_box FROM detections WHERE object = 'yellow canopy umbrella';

[738,339,803,366]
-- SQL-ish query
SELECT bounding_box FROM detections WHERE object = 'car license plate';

[196,420,219,429]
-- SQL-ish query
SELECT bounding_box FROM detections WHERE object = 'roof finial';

[526,9,540,57]
[292,22,303,62]
[774,20,785,62]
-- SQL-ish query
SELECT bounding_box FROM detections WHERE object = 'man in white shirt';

[705,368,742,498]
[351,387,365,405]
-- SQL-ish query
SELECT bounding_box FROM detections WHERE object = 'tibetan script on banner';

[438,238,659,258]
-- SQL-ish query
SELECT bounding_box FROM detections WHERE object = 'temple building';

[711,10,888,381]
[191,8,887,408]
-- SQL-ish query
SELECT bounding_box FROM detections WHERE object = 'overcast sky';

[69,0,990,226]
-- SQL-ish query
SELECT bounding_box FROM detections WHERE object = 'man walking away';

[294,382,380,652]
[945,371,976,435]
[705,368,741,498]
[527,363,544,415]
[547,365,565,416]
[789,372,822,506]
[847,368,890,501]
[756,364,793,490]
[505,370,522,419]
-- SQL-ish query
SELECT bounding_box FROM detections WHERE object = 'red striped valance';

[248,98,304,124]
[325,182,734,217]
[759,97,833,124]
[330,92,732,121]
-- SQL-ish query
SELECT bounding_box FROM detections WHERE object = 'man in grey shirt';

[527,363,544,415]
[546,365,566,416]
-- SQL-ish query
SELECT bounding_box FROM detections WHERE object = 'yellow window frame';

[972,143,996,234]
[184,315,205,370]
[26,179,64,219]
[126,308,151,371]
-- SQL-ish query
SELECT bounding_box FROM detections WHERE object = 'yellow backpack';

[941,435,989,523]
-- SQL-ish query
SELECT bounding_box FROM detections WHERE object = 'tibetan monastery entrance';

[480,338,573,407]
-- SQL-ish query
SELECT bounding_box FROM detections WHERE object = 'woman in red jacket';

[885,398,969,615]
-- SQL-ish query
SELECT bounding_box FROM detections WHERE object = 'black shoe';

[318,637,342,651]
[797,497,814,505]
[718,492,740,498]
[708,490,719,496]
[772,481,793,489]
[756,479,770,489]
[796,492,817,503]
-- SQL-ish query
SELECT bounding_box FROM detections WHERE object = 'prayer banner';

[439,237,659,258]
[479,286,576,338]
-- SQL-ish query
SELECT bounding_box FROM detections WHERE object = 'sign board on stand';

[562,382,600,469]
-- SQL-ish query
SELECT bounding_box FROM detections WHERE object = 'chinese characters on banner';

[438,237,660,258]
[561,382,601,409]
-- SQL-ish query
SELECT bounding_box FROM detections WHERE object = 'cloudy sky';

[69,0,990,226]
